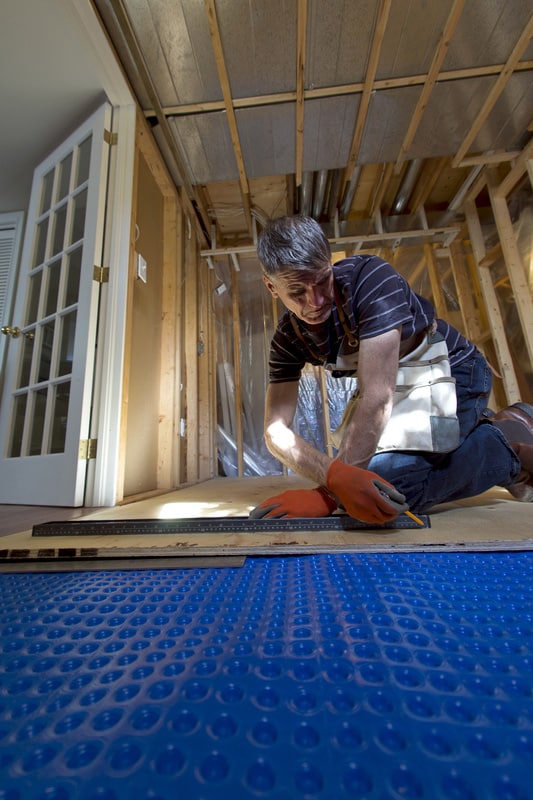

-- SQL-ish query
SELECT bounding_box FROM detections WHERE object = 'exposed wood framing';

[148,61,533,120]
[198,259,215,480]
[395,0,466,170]
[204,0,252,234]
[208,268,218,478]
[116,145,141,503]
[369,162,395,218]
[295,0,308,187]
[158,195,178,490]
[487,174,533,369]
[200,225,460,259]
[231,263,244,477]
[459,151,522,168]
[344,0,392,189]
[105,0,211,238]
[464,199,521,403]
[493,137,533,199]
[424,243,447,318]
[132,110,187,493]
[317,368,333,458]
[409,157,448,214]
[173,209,185,486]
[447,242,483,344]
[184,228,199,482]
[452,13,533,167]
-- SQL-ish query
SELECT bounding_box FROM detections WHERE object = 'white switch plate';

[137,253,147,283]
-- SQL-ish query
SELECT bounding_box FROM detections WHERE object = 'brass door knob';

[1,326,21,338]
[1,326,34,340]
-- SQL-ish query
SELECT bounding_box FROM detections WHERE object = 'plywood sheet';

[1,477,531,570]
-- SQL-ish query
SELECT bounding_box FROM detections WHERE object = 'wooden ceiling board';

[203,180,245,239]
[349,164,384,218]
[424,163,470,209]
[250,175,291,221]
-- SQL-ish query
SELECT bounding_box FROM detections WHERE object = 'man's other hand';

[326,460,407,523]
[250,487,337,519]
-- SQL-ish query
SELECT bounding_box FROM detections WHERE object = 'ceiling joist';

[343,0,392,190]
[295,0,308,187]
[204,0,252,233]
[395,0,466,171]
[145,60,533,120]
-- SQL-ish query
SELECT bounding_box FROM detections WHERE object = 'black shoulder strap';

[333,280,358,347]
[289,313,324,363]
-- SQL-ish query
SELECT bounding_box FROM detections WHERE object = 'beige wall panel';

[123,154,164,496]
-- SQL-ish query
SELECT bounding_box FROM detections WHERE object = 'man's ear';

[263,274,278,297]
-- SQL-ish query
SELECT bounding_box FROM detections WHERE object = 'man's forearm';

[265,421,332,485]
[336,398,392,468]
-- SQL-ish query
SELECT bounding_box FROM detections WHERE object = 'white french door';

[0,104,112,506]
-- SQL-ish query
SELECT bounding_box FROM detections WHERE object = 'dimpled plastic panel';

[0,553,532,800]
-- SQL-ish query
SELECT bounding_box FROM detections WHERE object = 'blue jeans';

[368,351,521,512]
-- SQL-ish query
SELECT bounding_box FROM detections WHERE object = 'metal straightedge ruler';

[32,514,430,537]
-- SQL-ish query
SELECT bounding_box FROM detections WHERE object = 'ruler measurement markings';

[32,515,430,537]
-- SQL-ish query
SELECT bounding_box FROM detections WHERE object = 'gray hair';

[257,215,331,276]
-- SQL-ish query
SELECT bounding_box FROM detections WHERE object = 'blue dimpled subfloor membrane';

[1,553,532,800]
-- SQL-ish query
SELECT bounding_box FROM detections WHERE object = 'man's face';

[263,265,334,326]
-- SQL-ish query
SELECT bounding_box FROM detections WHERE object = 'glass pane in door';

[64,247,82,307]
[57,154,73,201]
[40,170,55,215]
[45,258,62,317]
[9,394,27,458]
[76,136,92,187]
[58,311,76,376]
[17,335,34,389]
[50,381,71,453]
[32,220,48,268]
[26,270,43,324]
[29,388,48,456]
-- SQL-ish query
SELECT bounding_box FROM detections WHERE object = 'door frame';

[87,103,136,507]
[60,1,137,507]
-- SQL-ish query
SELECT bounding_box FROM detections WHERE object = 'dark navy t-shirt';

[268,256,475,383]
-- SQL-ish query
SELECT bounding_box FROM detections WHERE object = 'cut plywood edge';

[0,477,531,569]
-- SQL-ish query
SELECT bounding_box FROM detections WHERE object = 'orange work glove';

[326,459,408,523]
[249,487,338,519]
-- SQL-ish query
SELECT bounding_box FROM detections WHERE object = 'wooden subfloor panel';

[0,477,531,570]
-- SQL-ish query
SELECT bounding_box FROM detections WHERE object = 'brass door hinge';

[79,439,97,460]
[93,266,110,283]
[104,129,118,145]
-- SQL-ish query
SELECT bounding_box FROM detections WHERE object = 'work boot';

[491,404,533,501]
[491,402,533,444]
